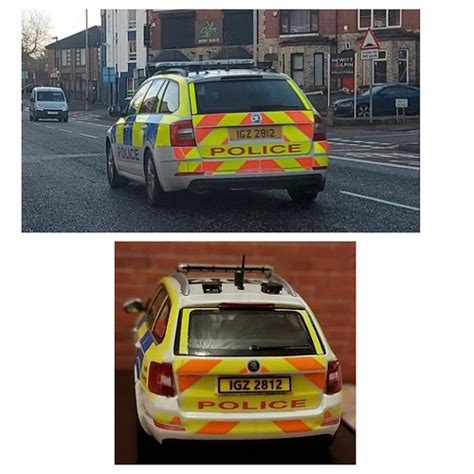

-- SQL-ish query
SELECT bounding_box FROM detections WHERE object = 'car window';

[37,91,65,101]
[181,308,316,356]
[140,79,166,114]
[152,298,171,344]
[128,82,152,115]
[159,81,179,113]
[194,79,306,114]
[145,286,167,329]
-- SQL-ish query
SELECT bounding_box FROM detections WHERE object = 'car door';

[133,79,168,178]
[115,81,152,175]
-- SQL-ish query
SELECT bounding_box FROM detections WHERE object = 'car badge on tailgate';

[251,113,262,123]
[247,360,260,372]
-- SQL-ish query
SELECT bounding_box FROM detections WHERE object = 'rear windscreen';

[37,91,65,102]
[181,309,316,356]
[194,79,305,114]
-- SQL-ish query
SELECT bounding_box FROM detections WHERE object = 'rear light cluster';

[170,119,196,147]
[313,113,327,141]
[325,360,343,394]
[148,362,175,397]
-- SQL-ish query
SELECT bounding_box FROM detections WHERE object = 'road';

[115,370,356,464]
[22,111,420,232]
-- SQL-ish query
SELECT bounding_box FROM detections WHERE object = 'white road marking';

[59,128,72,133]
[23,153,102,164]
[44,125,55,130]
[330,138,394,146]
[340,191,420,211]
[79,133,99,139]
[329,141,398,149]
[330,155,420,170]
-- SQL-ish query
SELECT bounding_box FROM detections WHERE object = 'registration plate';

[47,111,59,115]
[229,126,282,141]
[218,376,291,394]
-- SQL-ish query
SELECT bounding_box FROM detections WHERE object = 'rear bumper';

[187,172,326,193]
[136,382,343,444]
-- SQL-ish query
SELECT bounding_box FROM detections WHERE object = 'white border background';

[3,1,474,472]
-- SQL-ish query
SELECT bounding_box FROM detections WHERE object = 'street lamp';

[52,36,59,86]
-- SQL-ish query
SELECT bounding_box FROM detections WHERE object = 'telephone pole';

[85,9,89,111]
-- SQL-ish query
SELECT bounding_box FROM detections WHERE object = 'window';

[194,79,305,114]
[398,49,409,83]
[291,53,304,86]
[36,91,65,102]
[358,10,401,29]
[314,53,324,87]
[180,309,317,357]
[61,49,71,66]
[159,81,179,113]
[152,299,171,344]
[128,40,137,61]
[128,10,137,29]
[224,10,253,45]
[75,48,85,66]
[373,50,387,84]
[127,77,135,96]
[281,10,318,34]
[145,286,167,329]
[140,79,166,114]
[127,81,151,115]
[161,13,194,49]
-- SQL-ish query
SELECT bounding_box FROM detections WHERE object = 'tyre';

[144,151,167,207]
[63,114,68,123]
[106,143,128,188]
[287,186,319,204]
[29,113,33,122]
[33,113,39,122]
[357,105,369,117]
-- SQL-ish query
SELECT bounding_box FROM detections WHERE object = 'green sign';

[195,19,222,45]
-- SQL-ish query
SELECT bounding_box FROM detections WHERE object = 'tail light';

[148,362,175,397]
[170,119,196,146]
[325,360,342,394]
[313,113,326,141]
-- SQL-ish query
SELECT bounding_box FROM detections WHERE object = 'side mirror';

[124,297,146,314]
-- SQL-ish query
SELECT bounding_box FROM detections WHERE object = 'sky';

[41,8,101,41]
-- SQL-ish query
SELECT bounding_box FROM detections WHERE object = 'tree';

[21,10,52,59]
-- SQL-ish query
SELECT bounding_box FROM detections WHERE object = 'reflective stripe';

[115,123,124,145]
[177,358,222,374]
[274,419,312,433]
[197,421,239,435]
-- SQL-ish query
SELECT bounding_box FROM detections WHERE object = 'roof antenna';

[234,255,245,290]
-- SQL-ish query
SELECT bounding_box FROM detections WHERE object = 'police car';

[124,259,343,445]
[106,60,329,206]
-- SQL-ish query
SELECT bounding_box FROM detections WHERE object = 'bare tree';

[22,10,52,59]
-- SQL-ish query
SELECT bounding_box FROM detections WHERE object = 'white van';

[29,87,68,122]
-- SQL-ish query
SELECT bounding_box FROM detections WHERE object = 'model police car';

[124,259,343,445]
[106,60,329,206]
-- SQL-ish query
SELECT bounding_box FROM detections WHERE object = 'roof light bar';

[177,263,273,276]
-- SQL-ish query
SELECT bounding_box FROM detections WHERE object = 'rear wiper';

[249,344,311,351]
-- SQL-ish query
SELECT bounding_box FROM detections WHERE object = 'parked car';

[29,86,68,122]
[332,84,420,117]
[105,59,329,206]
[125,260,343,446]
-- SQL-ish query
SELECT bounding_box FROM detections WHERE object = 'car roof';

[162,264,308,309]
[33,87,64,92]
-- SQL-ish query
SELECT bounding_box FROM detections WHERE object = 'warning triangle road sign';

[360,28,380,50]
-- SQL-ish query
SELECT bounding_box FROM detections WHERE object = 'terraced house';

[258,9,420,91]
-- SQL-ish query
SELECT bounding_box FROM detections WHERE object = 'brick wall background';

[115,242,356,382]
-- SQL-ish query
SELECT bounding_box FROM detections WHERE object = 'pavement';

[22,108,419,232]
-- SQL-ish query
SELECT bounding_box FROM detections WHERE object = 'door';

[114,81,152,175]
[173,307,328,417]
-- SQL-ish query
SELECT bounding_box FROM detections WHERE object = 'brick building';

[259,9,420,91]
[45,26,102,102]
[147,10,254,64]
[115,242,356,383]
